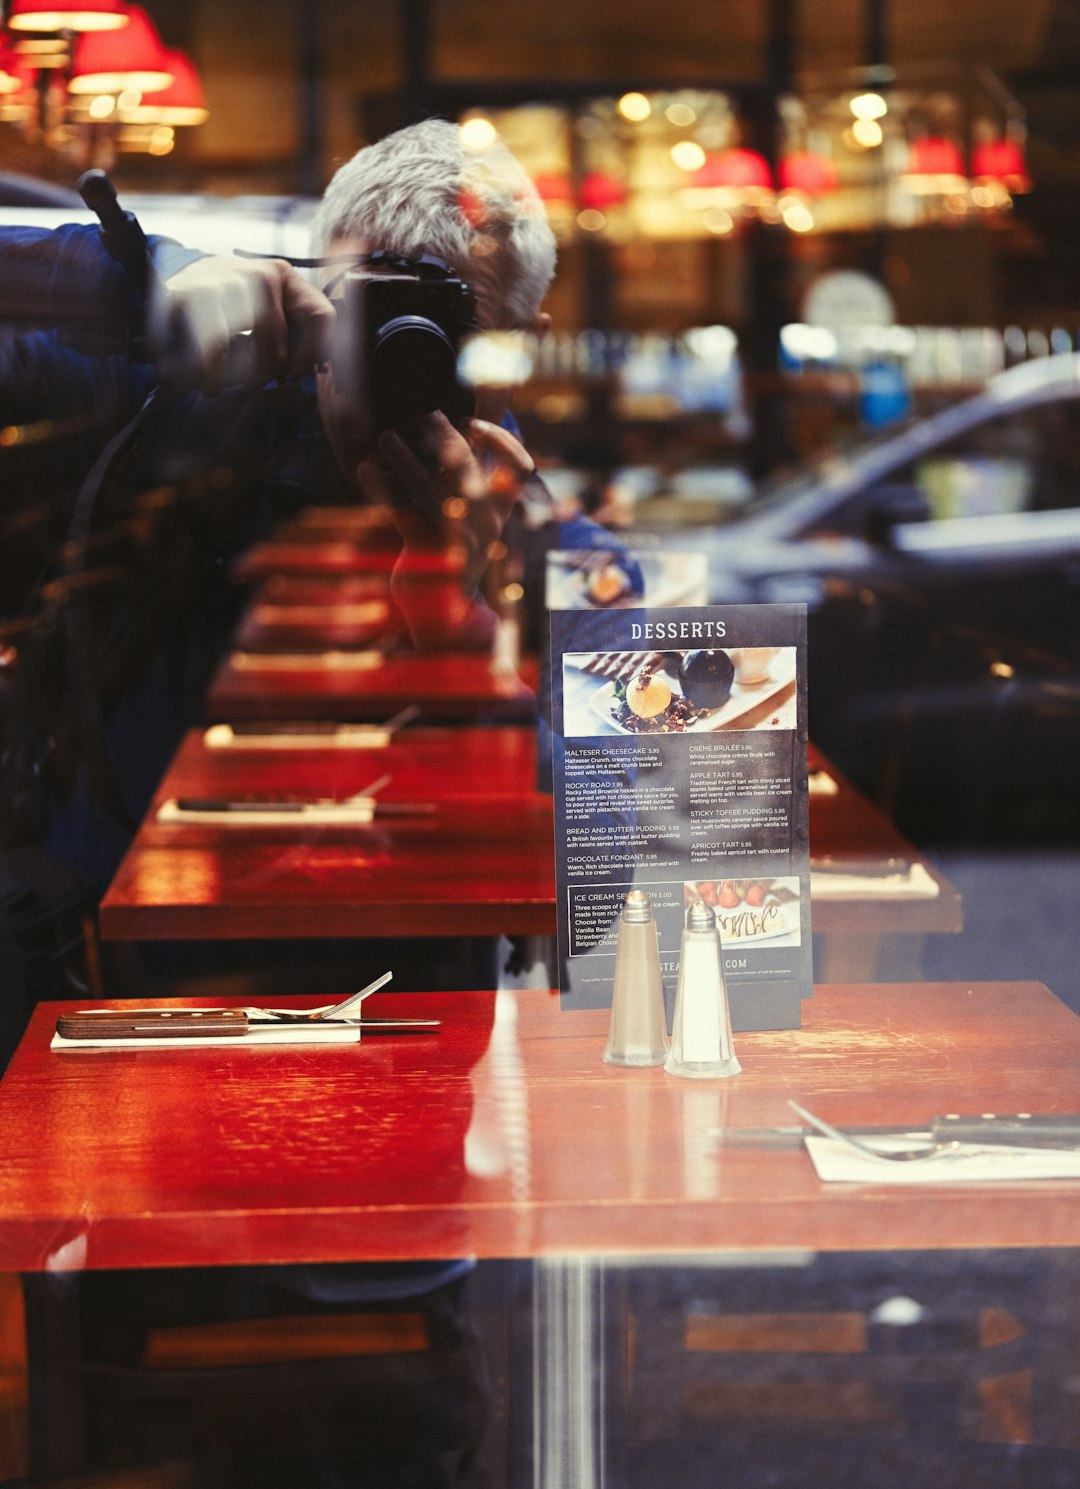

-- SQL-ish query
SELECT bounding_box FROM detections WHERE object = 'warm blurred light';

[781,324,839,362]
[68,5,172,94]
[617,91,651,122]
[7,0,128,30]
[87,92,114,118]
[665,102,697,127]
[691,148,773,191]
[0,45,25,93]
[458,330,536,389]
[904,135,967,192]
[671,140,707,171]
[119,49,207,125]
[460,115,497,151]
[701,207,734,234]
[532,171,574,204]
[971,134,1030,192]
[576,208,607,232]
[578,171,627,210]
[851,118,883,148]
[779,150,838,195]
[780,197,815,232]
[850,92,888,120]
[147,124,174,154]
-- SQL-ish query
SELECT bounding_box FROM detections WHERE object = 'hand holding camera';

[358,412,534,651]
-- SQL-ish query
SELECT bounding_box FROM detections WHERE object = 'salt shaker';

[665,900,741,1079]
[603,889,669,1067]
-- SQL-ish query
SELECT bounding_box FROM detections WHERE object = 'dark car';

[694,354,1080,850]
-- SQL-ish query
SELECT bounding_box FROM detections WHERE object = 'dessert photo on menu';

[550,604,811,1031]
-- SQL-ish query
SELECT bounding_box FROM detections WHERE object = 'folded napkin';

[203,724,391,750]
[158,797,376,826]
[805,1134,1080,1183]
[51,1009,362,1051]
[809,862,940,898]
[231,651,384,671]
[807,770,839,796]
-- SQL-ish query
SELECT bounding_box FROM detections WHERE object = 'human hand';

[356,412,535,648]
[148,256,335,394]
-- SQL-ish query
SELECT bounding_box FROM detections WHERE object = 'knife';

[56,1009,440,1040]
[711,1114,1080,1151]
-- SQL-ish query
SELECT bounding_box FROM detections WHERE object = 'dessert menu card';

[550,603,811,1031]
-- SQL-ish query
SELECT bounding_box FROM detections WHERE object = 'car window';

[899,402,1080,520]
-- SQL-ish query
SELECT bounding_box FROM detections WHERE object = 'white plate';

[713,898,799,945]
[588,651,797,734]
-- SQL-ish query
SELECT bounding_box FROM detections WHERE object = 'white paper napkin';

[231,651,384,671]
[805,1134,1080,1183]
[809,862,940,898]
[51,1009,362,1051]
[157,798,376,825]
[203,724,392,750]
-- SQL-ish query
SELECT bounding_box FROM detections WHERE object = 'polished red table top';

[99,730,960,944]
[232,594,395,652]
[99,725,554,940]
[204,649,539,723]
[2,981,1079,1274]
[232,539,401,582]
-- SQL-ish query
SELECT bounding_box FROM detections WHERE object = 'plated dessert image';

[561,646,797,736]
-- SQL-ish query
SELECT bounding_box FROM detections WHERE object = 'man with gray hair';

[304,117,558,650]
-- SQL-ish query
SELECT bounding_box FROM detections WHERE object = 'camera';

[328,251,477,433]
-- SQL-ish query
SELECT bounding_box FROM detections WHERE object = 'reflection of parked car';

[694,355,1080,849]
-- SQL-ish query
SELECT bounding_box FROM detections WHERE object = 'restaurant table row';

[3,979,1080,1482]
[98,726,961,983]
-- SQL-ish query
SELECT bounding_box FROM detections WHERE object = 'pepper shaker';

[603,889,669,1067]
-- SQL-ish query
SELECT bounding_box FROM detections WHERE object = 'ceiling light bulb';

[671,140,706,171]
[851,92,888,121]
[851,118,883,148]
[460,116,497,151]
[618,92,651,122]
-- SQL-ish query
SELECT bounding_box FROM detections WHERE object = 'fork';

[787,1100,964,1163]
[258,971,393,1023]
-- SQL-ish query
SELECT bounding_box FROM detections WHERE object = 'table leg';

[21,1271,85,1478]
[816,932,881,983]
[530,1256,627,1489]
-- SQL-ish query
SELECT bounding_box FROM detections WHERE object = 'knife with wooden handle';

[56,1009,248,1040]
[715,1114,1080,1151]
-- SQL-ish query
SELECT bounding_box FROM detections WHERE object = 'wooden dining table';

[98,728,961,983]
[99,725,556,941]
[203,647,540,724]
[3,981,1080,1480]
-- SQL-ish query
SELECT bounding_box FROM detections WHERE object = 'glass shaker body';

[665,900,741,1079]
[603,889,669,1067]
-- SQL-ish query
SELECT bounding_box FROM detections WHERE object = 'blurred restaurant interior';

[2,0,1080,1485]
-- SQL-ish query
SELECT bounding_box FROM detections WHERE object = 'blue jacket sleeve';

[0,224,204,423]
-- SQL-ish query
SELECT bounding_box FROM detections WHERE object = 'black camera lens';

[371,315,458,416]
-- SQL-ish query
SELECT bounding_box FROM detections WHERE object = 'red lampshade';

[779,150,838,196]
[971,136,1030,192]
[532,171,574,205]
[692,148,774,193]
[68,5,172,94]
[121,48,207,124]
[577,171,627,212]
[7,0,128,31]
[904,135,967,189]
